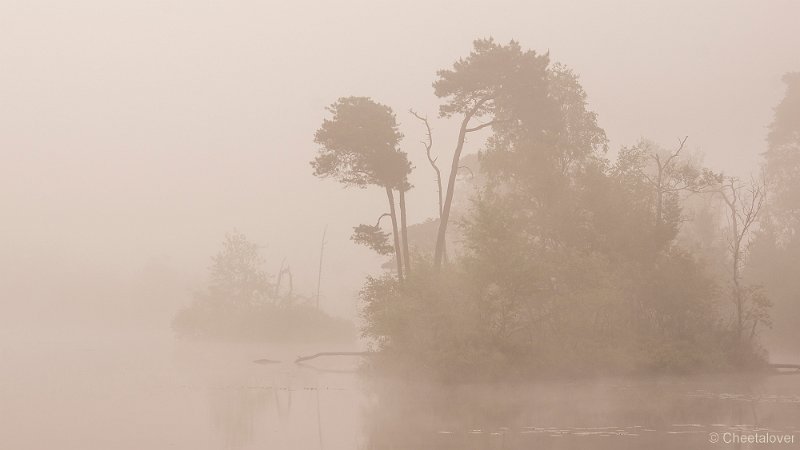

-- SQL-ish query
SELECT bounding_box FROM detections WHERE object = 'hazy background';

[2,0,798,329]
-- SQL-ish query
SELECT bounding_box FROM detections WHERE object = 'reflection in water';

[207,387,269,450]
[2,332,798,450]
[206,349,800,450]
[194,342,364,450]
[361,375,800,450]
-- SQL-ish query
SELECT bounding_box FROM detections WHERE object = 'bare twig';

[410,109,443,217]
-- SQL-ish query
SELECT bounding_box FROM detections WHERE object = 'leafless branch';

[375,212,391,228]
[410,109,444,217]
[457,165,475,179]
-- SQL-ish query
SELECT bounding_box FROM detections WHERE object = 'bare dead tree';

[315,225,327,309]
[274,258,294,301]
[649,136,688,226]
[636,137,721,232]
[410,110,443,216]
[411,109,451,263]
[275,257,287,298]
[716,175,767,342]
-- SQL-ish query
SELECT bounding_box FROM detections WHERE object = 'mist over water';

[3,329,800,449]
[0,328,361,449]
[2,1,800,449]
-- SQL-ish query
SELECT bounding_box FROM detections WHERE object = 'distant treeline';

[172,230,355,343]
[310,39,800,380]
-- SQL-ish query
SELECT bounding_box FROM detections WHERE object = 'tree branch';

[465,120,497,133]
[661,136,689,170]
[458,165,475,179]
[410,109,444,217]
[375,212,391,228]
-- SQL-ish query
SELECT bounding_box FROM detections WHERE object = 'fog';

[3,0,798,323]
[2,1,799,449]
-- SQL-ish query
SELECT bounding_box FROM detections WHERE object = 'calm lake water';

[2,328,799,449]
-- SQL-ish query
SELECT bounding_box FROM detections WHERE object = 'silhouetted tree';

[311,97,412,280]
[207,230,273,307]
[717,176,770,344]
[431,39,554,270]
[614,138,722,244]
[764,72,800,243]
[750,73,800,349]
[356,38,768,378]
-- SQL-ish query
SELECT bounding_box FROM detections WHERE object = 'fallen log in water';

[767,363,800,374]
[294,351,372,364]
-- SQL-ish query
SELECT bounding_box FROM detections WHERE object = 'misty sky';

[2,0,798,321]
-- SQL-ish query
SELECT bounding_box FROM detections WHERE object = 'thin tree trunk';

[721,182,745,344]
[731,210,743,343]
[434,114,472,270]
[386,187,404,282]
[433,97,494,270]
[410,109,447,264]
[655,170,663,227]
[315,225,327,309]
[431,154,448,262]
[399,188,411,276]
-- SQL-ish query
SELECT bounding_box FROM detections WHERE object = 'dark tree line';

[311,39,790,379]
[749,73,800,350]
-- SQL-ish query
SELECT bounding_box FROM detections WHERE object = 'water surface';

[2,329,798,449]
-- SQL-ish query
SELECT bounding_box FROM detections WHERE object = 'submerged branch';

[294,351,372,363]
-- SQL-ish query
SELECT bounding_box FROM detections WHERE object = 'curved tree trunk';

[399,189,411,276]
[434,114,471,270]
[386,187,404,282]
[433,97,494,271]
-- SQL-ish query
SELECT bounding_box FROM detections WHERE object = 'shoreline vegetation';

[171,230,355,344]
[173,39,798,383]
[308,39,799,382]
